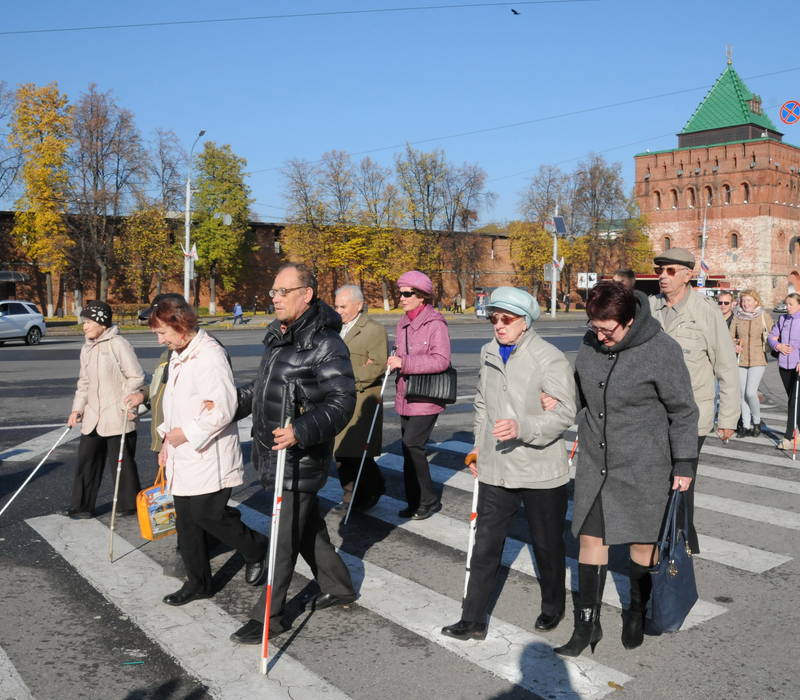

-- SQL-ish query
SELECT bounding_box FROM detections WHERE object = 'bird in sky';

[511,8,520,14]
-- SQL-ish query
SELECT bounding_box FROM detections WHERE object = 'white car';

[0,300,47,345]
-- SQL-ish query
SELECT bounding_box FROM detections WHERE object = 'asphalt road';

[0,318,798,699]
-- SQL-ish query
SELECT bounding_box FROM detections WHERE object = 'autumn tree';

[116,202,171,302]
[66,84,146,302]
[507,220,552,297]
[192,141,253,314]
[8,82,73,315]
[0,81,21,202]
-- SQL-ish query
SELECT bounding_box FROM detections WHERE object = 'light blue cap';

[486,287,541,326]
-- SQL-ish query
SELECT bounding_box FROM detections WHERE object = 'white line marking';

[0,644,34,700]
[26,515,351,700]
[236,503,632,700]
[694,494,800,531]
[0,426,80,462]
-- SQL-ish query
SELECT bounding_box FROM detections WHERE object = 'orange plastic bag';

[136,464,176,541]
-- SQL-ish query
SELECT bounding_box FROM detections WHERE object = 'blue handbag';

[645,489,698,634]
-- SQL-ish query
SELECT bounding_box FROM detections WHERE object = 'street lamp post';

[183,129,206,301]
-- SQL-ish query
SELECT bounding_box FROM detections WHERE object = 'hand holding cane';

[108,410,130,561]
[344,351,396,525]
[260,384,291,675]
[0,425,72,519]
[463,452,479,602]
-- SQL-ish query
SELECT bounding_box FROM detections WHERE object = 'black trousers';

[463,482,568,622]
[249,490,354,623]
[173,488,267,595]
[337,456,385,507]
[400,414,439,510]
[779,367,800,439]
[70,430,140,513]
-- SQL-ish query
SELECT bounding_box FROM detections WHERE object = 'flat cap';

[653,247,695,269]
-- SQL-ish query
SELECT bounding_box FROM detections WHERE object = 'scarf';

[734,305,764,322]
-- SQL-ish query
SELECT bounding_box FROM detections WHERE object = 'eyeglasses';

[586,320,621,338]
[399,291,418,298]
[488,313,521,326]
[718,301,731,306]
[268,286,305,298]
[654,265,686,277]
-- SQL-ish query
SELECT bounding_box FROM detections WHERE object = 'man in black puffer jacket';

[230,262,357,644]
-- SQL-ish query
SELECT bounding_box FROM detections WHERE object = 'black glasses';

[268,286,305,298]
[718,301,731,306]
[488,313,521,326]
[654,265,686,277]
[399,291,418,298]
[586,320,621,338]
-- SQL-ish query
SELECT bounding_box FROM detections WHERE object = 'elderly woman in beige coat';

[67,301,144,519]
[151,296,268,606]
[441,287,576,641]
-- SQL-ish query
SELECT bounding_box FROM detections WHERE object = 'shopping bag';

[136,464,176,541]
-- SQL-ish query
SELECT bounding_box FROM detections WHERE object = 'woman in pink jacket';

[151,296,268,606]
[387,271,452,520]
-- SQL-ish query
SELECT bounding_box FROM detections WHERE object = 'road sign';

[779,100,800,125]
[577,272,598,290]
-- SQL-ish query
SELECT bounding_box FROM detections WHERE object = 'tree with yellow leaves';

[116,201,172,302]
[507,220,552,297]
[8,82,72,315]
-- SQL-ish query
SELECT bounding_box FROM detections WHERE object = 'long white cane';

[463,452,479,601]
[793,373,799,462]
[344,361,394,525]
[0,426,72,519]
[108,411,130,561]
[260,384,291,675]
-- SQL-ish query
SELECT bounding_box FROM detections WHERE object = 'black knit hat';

[138,293,187,320]
[80,300,113,327]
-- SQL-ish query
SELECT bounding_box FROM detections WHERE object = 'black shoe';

[229,618,289,644]
[355,491,383,511]
[244,551,268,586]
[162,587,212,606]
[441,620,487,641]
[117,508,137,517]
[749,422,762,438]
[398,506,418,518]
[411,502,442,520]
[66,510,93,520]
[313,592,357,610]
[534,611,564,631]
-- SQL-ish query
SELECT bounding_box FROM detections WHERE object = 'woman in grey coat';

[555,282,698,657]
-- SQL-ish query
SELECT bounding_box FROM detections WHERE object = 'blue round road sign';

[780,100,800,125]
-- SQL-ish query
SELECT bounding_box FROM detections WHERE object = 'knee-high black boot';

[621,561,651,649]
[554,564,607,657]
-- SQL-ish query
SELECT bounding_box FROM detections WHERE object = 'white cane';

[0,426,72,519]
[108,410,130,561]
[344,361,394,525]
[260,384,291,675]
[463,452,479,601]
[793,372,799,462]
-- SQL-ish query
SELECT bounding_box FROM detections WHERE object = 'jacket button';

[599,442,606,448]
[598,381,605,388]
[608,354,615,360]
[600,468,607,476]
[598,412,604,418]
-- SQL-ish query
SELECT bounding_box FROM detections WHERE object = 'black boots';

[735,419,748,438]
[554,564,607,657]
[441,620,488,640]
[621,561,651,649]
[749,422,762,438]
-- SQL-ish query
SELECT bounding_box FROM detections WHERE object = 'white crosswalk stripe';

[0,644,34,700]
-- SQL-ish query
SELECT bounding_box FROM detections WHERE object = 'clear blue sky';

[3,0,800,224]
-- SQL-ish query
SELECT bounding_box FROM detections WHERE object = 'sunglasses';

[718,301,731,306]
[488,313,521,326]
[654,265,687,277]
[399,291,418,298]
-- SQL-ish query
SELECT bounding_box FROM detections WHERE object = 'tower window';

[686,187,696,208]
[670,189,678,209]
[730,232,739,249]
[705,186,713,206]
[664,236,671,250]
[654,191,662,210]
[723,184,732,205]
[742,182,750,203]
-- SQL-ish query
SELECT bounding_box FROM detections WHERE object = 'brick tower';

[634,60,800,305]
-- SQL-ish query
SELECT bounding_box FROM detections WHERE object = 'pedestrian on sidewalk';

[230,262,357,644]
[730,290,772,438]
[232,302,243,325]
[389,270,452,521]
[767,293,800,450]
[332,285,387,513]
[555,282,698,656]
[66,301,145,519]
[441,287,576,642]
[151,296,268,606]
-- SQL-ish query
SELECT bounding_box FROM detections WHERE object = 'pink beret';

[397,270,433,295]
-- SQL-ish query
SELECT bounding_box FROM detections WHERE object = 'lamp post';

[183,129,206,300]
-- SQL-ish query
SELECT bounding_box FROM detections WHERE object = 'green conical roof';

[681,64,779,134]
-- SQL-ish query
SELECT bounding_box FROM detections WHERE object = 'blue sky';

[3,0,800,224]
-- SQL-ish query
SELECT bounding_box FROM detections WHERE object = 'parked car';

[0,300,47,345]
[774,300,788,314]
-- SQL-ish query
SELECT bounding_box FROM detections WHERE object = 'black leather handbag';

[403,329,457,404]
[645,489,698,634]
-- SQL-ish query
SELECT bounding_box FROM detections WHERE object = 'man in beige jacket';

[649,248,740,552]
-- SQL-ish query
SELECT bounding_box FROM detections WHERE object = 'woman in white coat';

[151,296,268,606]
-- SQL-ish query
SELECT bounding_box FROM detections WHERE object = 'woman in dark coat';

[555,282,698,656]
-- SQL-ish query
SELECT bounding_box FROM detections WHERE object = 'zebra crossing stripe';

[235,503,632,700]
[25,515,351,700]
[694,494,800,530]
[0,425,80,462]
[0,644,34,700]
[310,479,727,628]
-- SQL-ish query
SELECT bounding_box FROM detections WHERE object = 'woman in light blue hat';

[442,286,577,641]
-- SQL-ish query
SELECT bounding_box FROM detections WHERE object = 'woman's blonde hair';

[739,289,762,307]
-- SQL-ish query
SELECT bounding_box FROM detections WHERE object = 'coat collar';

[85,324,119,349]
[172,328,206,364]
[484,326,537,361]
[400,303,444,330]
